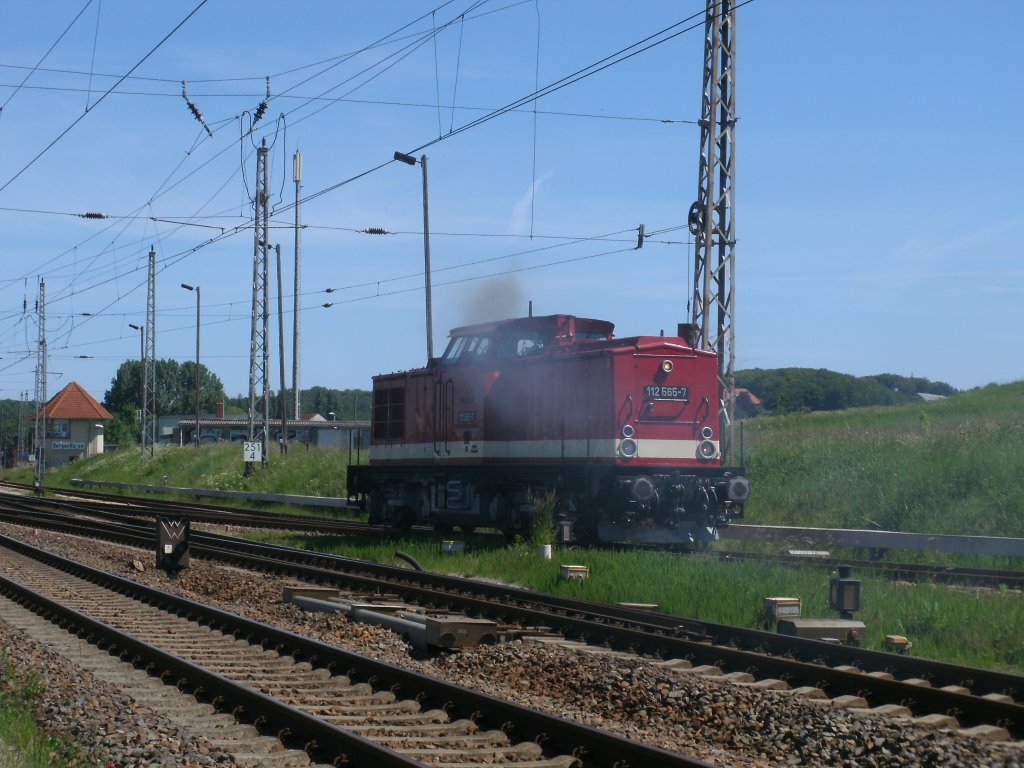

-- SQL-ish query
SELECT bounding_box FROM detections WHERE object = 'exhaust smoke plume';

[461,274,526,325]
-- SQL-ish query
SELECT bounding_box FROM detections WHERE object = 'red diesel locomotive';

[347,314,749,545]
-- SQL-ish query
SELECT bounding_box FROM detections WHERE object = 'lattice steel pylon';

[292,150,302,421]
[689,0,737,462]
[17,391,26,468]
[248,139,270,464]
[142,246,157,459]
[33,278,47,482]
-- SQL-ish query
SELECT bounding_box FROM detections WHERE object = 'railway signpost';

[243,441,262,463]
[156,515,190,574]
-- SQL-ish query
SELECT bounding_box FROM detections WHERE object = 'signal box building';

[40,381,112,466]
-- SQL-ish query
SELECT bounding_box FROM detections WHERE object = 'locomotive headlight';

[697,439,717,460]
[661,359,674,374]
[619,437,638,458]
[621,424,635,438]
[701,426,714,440]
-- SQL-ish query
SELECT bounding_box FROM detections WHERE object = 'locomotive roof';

[448,314,614,338]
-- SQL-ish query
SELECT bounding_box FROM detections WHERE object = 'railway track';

[3,496,1024,743]
[716,549,1024,590]
[7,480,1024,590]
[0,479,392,536]
[0,534,710,768]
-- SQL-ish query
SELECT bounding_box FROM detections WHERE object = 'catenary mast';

[249,139,270,465]
[689,0,737,461]
[142,246,157,460]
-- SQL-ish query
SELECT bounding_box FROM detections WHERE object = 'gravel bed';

[2,523,1023,768]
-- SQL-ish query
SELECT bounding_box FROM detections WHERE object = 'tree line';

[99,359,373,448]
[735,368,957,415]
[222,386,372,423]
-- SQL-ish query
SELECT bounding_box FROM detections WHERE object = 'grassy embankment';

[2,441,351,515]
[3,382,1023,670]
[741,380,1024,540]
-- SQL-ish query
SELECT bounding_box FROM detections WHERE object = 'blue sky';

[1,1,1021,407]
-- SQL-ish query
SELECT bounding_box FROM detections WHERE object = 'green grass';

[0,655,76,768]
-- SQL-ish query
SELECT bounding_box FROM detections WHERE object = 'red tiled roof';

[734,387,763,407]
[44,381,113,421]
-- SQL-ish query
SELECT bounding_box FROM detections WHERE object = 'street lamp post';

[394,151,434,361]
[181,284,200,448]
[128,323,145,465]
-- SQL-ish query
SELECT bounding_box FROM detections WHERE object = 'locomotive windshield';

[437,315,614,366]
[440,334,492,365]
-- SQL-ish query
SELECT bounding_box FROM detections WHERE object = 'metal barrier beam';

[722,524,1024,558]
[69,478,354,510]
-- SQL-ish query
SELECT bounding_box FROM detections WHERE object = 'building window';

[373,388,405,440]
[46,420,70,439]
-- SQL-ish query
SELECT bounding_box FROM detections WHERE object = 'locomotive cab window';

[497,330,545,359]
